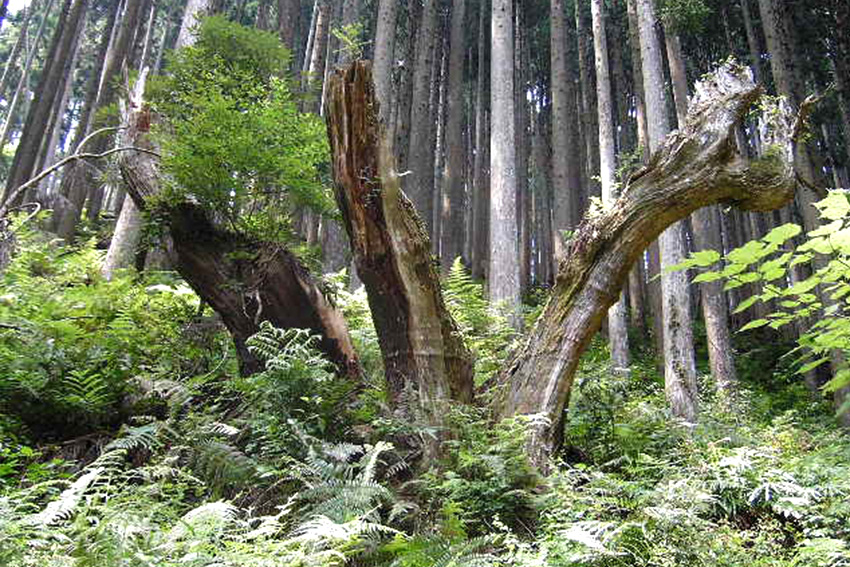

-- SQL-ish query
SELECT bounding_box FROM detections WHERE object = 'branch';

[0,145,161,218]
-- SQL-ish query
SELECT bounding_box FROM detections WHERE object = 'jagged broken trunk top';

[325,62,474,433]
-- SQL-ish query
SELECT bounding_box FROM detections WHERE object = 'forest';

[0,0,849,564]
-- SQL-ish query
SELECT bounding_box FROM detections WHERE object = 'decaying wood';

[119,72,360,379]
[325,62,474,429]
[493,61,799,468]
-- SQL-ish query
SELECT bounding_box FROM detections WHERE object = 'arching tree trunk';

[326,59,801,469]
[494,63,799,467]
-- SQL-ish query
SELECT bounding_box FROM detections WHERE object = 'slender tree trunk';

[404,0,439,237]
[489,0,520,325]
[52,0,119,239]
[177,0,210,48]
[636,0,697,421]
[277,0,300,52]
[471,0,489,279]
[550,0,582,259]
[83,0,145,222]
[2,0,74,204]
[665,24,738,392]
[439,0,467,273]
[102,195,143,279]
[0,0,34,100]
[591,0,629,372]
[372,0,397,128]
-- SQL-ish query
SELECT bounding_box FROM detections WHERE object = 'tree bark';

[0,0,34,101]
[438,0,467,273]
[488,0,520,326]
[550,0,582,258]
[591,0,630,372]
[636,0,697,422]
[2,0,75,205]
[325,61,474,428]
[664,23,738,393]
[405,0,439,238]
[493,61,799,467]
[471,0,489,279]
[52,0,119,239]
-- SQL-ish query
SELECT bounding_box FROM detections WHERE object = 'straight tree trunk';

[665,24,738,392]
[405,0,439,237]
[372,0,397,128]
[278,0,300,52]
[52,0,119,239]
[439,0,467,273]
[0,0,55,155]
[471,0,489,279]
[2,0,75,205]
[84,0,145,222]
[591,0,629,372]
[550,0,582,258]
[636,0,698,422]
[0,0,35,100]
[489,0,520,325]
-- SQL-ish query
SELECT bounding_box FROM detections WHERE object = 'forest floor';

[0,226,849,567]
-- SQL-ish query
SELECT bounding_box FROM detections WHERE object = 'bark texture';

[636,0,697,422]
[591,0,629,372]
[489,0,520,324]
[493,62,800,467]
[325,61,474,427]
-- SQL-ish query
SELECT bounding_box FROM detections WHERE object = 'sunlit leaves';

[676,192,850,409]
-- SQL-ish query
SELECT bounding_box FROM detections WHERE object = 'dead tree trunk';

[118,80,360,380]
[492,62,800,467]
[325,61,474,427]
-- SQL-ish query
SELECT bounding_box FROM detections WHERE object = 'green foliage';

[150,16,334,243]
[0,226,210,439]
[422,405,541,536]
[332,22,368,61]
[660,0,711,33]
[678,192,850,409]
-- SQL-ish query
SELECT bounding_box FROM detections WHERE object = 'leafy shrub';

[149,16,334,244]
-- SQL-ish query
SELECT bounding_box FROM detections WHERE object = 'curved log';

[119,73,360,379]
[492,61,799,467]
[325,62,474,427]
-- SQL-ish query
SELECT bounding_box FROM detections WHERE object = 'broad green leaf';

[796,356,829,375]
[727,240,767,266]
[724,272,761,290]
[692,272,723,284]
[789,253,813,267]
[738,319,769,332]
[808,219,843,237]
[814,191,850,220]
[798,236,833,255]
[733,296,760,314]
[690,249,721,267]
[762,223,802,244]
[823,368,850,393]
